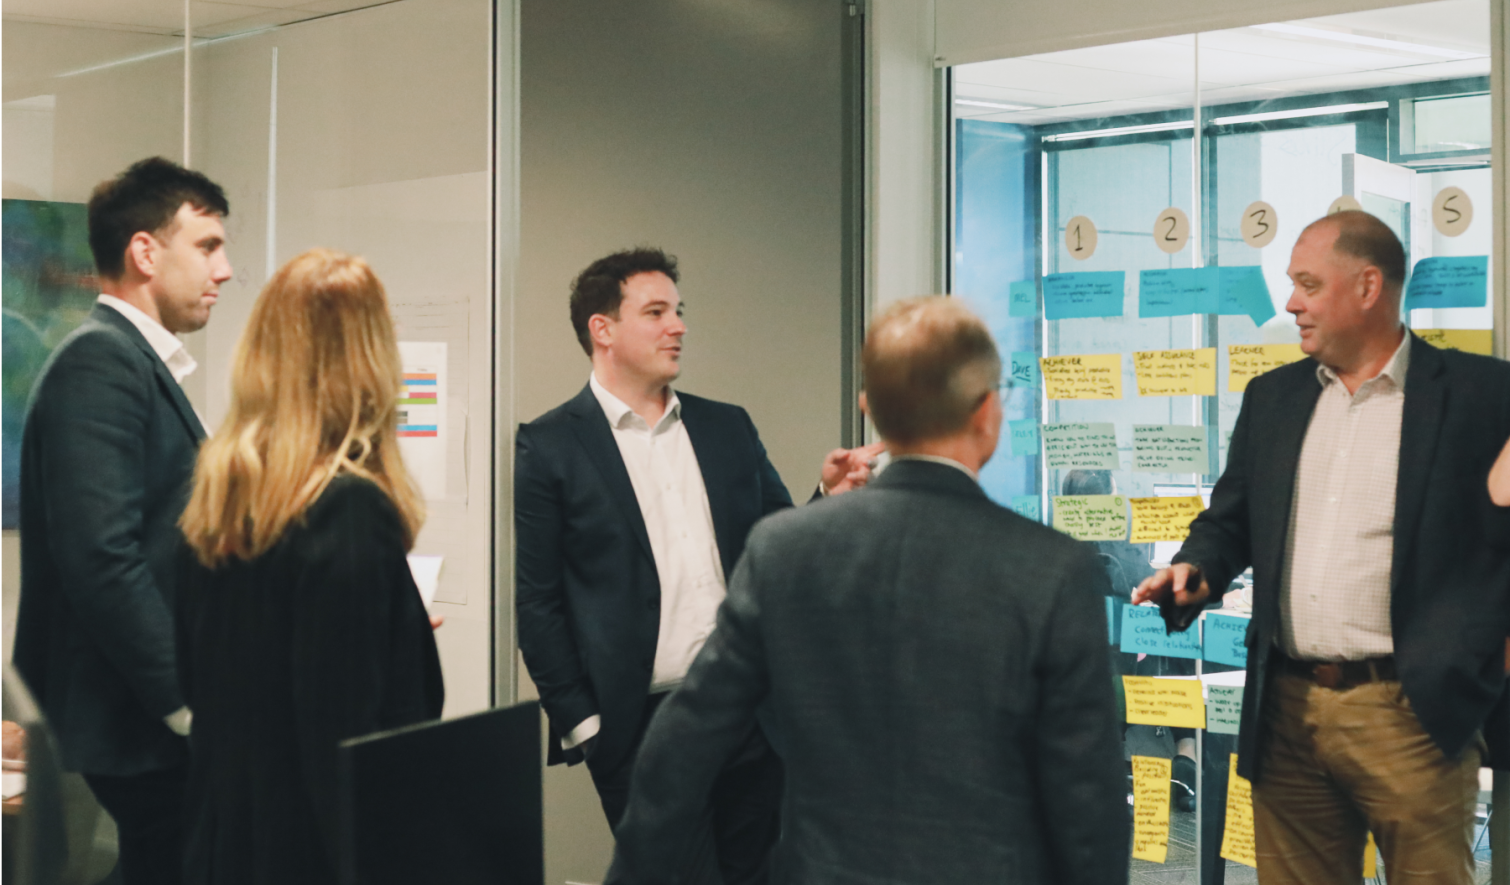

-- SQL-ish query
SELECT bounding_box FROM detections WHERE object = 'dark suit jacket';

[13,303,205,776]
[515,384,794,773]
[608,460,1129,885]
[1167,335,1510,781]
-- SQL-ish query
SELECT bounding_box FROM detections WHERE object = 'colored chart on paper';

[1123,676,1206,728]
[1221,754,1256,867]
[1041,354,1123,399]
[1133,348,1216,397]
[1052,494,1127,541]
[1415,328,1492,355]
[1132,756,1173,863]
[1132,424,1208,473]
[1120,604,1202,659]
[1227,344,1306,393]
[1129,496,1204,544]
[397,341,447,502]
[1042,422,1118,469]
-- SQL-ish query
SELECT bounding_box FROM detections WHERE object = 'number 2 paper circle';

[1064,216,1098,260]
[1433,187,1472,237]
[1241,201,1278,248]
[1153,207,1190,254]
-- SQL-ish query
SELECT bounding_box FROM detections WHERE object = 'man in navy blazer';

[515,247,877,883]
[13,158,231,885]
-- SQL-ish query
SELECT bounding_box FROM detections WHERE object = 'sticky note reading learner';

[1132,424,1208,473]
[1203,612,1249,668]
[1052,495,1127,542]
[1008,280,1037,317]
[1206,685,1243,735]
[1041,354,1123,399]
[1122,676,1206,728]
[1008,419,1040,458]
[1132,756,1173,863]
[1129,496,1204,544]
[1405,256,1488,310]
[1043,272,1125,320]
[1120,605,1201,659]
[1042,422,1118,469]
[1221,754,1257,867]
[1227,344,1306,393]
[1133,348,1216,397]
[1415,328,1493,356]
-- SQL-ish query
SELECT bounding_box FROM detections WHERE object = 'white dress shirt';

[97,295,199,385]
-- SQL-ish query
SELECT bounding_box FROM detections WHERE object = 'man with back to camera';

[1134,211,1510,884]
[605,297,1129,885]
[12,157,231,885]
[515,247,881,883]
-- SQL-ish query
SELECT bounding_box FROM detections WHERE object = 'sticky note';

[1203,612,1249,668]
[1042,422,1118,469]
[1405,256,1488,309]
[1041,354,1123,400]
[1227,344,1307,393]
[1365,833,1377,879]
[1009,495,1041,522]
[1009,351,1040,387]
[1008,419,1040,458]
[1219,266,1277,327]
[1132,756,1173,863]
[1221,754,1257,867]
[1138,267,1219,318]
[1106,596,1125,644]
[1415,328,1493,355]
[1133,348,1216,397]
[1008,280,1037,317]
[1043,271,1125,320]
[1129,496,1204,544]
[1122,676,1207,728]
[1206,685,1243,735]
[1132,425,1208,474]
[1120,604,1202,659]
[1052,494,1128,541]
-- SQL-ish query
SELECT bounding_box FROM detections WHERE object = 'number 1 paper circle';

[1065,216,1098,260]
[1153,207,1190,254]
[1433,187,1472,237]
[1241,201,1278,248]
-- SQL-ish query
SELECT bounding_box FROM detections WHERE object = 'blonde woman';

[175,249,442,885]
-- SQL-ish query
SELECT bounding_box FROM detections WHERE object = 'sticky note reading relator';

[1052,495,1128,542]
[1138,267,1219,318]
[1132,424,1208,473]
[1008,280,1037,317]
[1203,612,1249,668]
[1043,271,1125,320]
[1206,685,1243,735]
[1120,605,1201,659]
[1132,756,1173,863]
[1009,351,1040,387]
[1133,348,1216,397]
[1221,754,1257,867]
[1405,256,1488,310]
[1122,676,1206,728]
[1227,344,1307,393]
[1041,354,1123,400]
[1129,496,1204,544]
[1009,495,1041,522]
[1041,422,1118,469]
[1008,420,1040,458]
[1415,328,1493,355]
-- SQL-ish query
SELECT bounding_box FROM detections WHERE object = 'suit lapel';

[92,304,206,444]
[566,385,655,565]
[680,397,736,574]
[1391,337,1445,602]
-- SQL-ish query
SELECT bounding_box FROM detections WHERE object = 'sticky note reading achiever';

[1041,422,1118,469]
[1132,424,1208,473]
[1221,754,1257,868]
[1415,328,1493,356]
[1203,611,1249,668]
[1227,344,1307,393]
[1131,756,1173,863]
[1041,354,1122,399]
[1129,496,1205,544]
[1122,676,1206,728]
[1052,495,1127,541]
[1133,348,1216,397]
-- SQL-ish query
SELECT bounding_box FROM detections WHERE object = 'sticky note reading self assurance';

[1132,756,1173,863]
[1132,424,1208,473]
[1227,344,1307,393]
[1129,496,1205,544]
[1221,754,1257,867]
[1041,354,1123,400]
[1133,348,1216,397]
[1052,494,1128,541]
[1122,676,1206,728]
[1043,271,1125,320]
[1041,422,1118,469]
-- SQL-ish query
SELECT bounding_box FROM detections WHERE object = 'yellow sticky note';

[1129,496,1205,544]
[1227,344,1307,392]
[1221,753,1257,868]
[1122,676,1206,728]
[1040,353,1123,400]
[1131,755,1172,863]
[1052,495,1128,542]
[1364,832,1377,878]
[1415,328,1493,356]
[1133,348,1217,396]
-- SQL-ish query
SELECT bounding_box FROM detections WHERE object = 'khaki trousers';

[1253,671,1481,885]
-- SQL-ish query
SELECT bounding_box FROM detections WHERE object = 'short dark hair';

[87,157,229,281]
[862,297,1001,445]
[568,247,680,356]
[1061,469,1112,496]
[1305,210,1407,291]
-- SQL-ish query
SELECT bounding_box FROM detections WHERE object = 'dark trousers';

[589,693,783,885]
[84,762,187,885]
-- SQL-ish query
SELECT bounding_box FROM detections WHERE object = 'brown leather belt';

[1276,651,1397,690]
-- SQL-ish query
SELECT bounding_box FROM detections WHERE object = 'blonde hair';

[180,249,424,567]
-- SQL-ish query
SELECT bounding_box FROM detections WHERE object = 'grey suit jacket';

[608,459,1129,885]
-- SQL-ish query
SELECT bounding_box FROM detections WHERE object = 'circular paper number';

[1433,187,1472,237]
[1328,195,1363,215]
[1153,207,1190,254]
[1064,215,1098,260]
[1241,201,1278,248]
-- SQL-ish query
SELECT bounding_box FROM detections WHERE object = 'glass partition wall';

[950,2,1497,882]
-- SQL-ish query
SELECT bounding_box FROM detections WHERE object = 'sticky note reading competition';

[1131,756,1173,863]
[1133,348,1216,397]
[1041,354,1122,399]
[1129,496,1204,544]
[1041,422,1118,470]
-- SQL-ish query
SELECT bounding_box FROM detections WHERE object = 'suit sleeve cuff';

[560,714,601,749]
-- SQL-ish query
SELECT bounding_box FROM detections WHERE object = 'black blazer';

[13,303,205,776]
[1168,336,1510,780]
[607,460,1129,885]
[515,384,794,773]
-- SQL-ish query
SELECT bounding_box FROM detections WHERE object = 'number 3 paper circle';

[1064,216,1098,260]
[1153,207,1190,254]
[1433,187,1472,237]
[1241,201,1278,248]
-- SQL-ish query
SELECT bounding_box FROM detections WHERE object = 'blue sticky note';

[1218,266,1276,327]
[1139,267,1219,318]
[1008,419,1040,457]
[1009,351,1040,387]
[1009,495,1041,521]
[1009,280,1037,317]
[1202,612,1249,668]
[1119,604,1202,659]
[1405,256,1488,309]
[1043,271,1125,320]
[1106,596,1125,645]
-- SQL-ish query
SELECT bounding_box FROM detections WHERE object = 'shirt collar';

[97,294,198,384]
[589,373,681,433]
[1315,329,1410,393]
[890,453,979,482]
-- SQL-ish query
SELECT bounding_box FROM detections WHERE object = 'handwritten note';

[1221,754,1257,867]
[1009,351,1040,387]
[1228,344,1307,393]
[1009,495,1041,522]
[1043,271,1125,320]
[1123,676,1207,728]
[1129,496,1204,544]
[1132,756,1173,863]
[1415,328,1493,355]
[1042,422,1118,469]
[1132,424,1208,473]
[1041,354,1123,400]
[1008,419,1040,458]
[1206,685,1243,735]
[1052,494,1128,541]
[1106,596,1125,644]
[1138,267,1218,317]
[1133,348,1216,397]
[1203,612,1249,668]
[1219,266,1277,327]
[1009,280,1037,317]
[1365,833,1378,879]
[1120,604,1202,659]
[1405,256,1488,309]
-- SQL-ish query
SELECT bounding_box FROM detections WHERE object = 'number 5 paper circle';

[1064,216,1098,260]
[1241,201,1278,248]
[1433,187,1472,237]
[1153,207,1190,254]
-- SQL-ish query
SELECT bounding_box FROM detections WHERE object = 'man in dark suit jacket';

[515,248,878,884]
[606,297,1128,885]
[1136,211,1510,885]
[13,158,231,885]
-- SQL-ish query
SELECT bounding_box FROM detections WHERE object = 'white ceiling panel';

[3,0,394,36]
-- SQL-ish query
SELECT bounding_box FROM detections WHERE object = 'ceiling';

[2,0,396,39]
[953,0,1491,126]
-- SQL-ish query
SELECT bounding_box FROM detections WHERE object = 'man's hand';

[820,442,886,496]
[1132,563,1212,609]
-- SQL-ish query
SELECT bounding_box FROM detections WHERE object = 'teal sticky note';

[1009,495,1041,521]
[1042,422,1119,470]
[1217,266,1276,327]
[1132,424,1209,474]
[1106,596,1125,645]
[1009,351,1040,387]
[1119,603,1202,659]
[1008,419,1040,457]
[1405,256,1489,309]
[1138,267,1219,318]
[1202,612,1249,667]
[1043,271,1125,319]
[1206,684,1243,734]
[1009,280,1037,317]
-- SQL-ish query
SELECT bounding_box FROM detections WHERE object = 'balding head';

[862,297,1001,446]
[1286,210,1407,383]
[1300,210,1406,298]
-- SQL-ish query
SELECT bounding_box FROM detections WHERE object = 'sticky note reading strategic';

[1008,419,1040,458]
[1008,280,1037,317]
[1043,271,1125,320]
[1129,496,1205,544]
[1415,328,1493,355]
[1132,756,1173,863]
[1221,754,1257,867]
[1227,344,1307,393]
[1009,495,1041,522]
[1138,267,1219,318]
[1041,354,1123,399]
[1132,424,1208,473]
[1133,348,1216,397]
[1009,351,1040,387]
[1052,494,1128,542]
[1405,256,1489,309]
[1120,604,1202,659]
[1122,676,1207,728]
[1206,685,1243,735]
[1203,612,1249,668]
[1041,422,1118,469]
